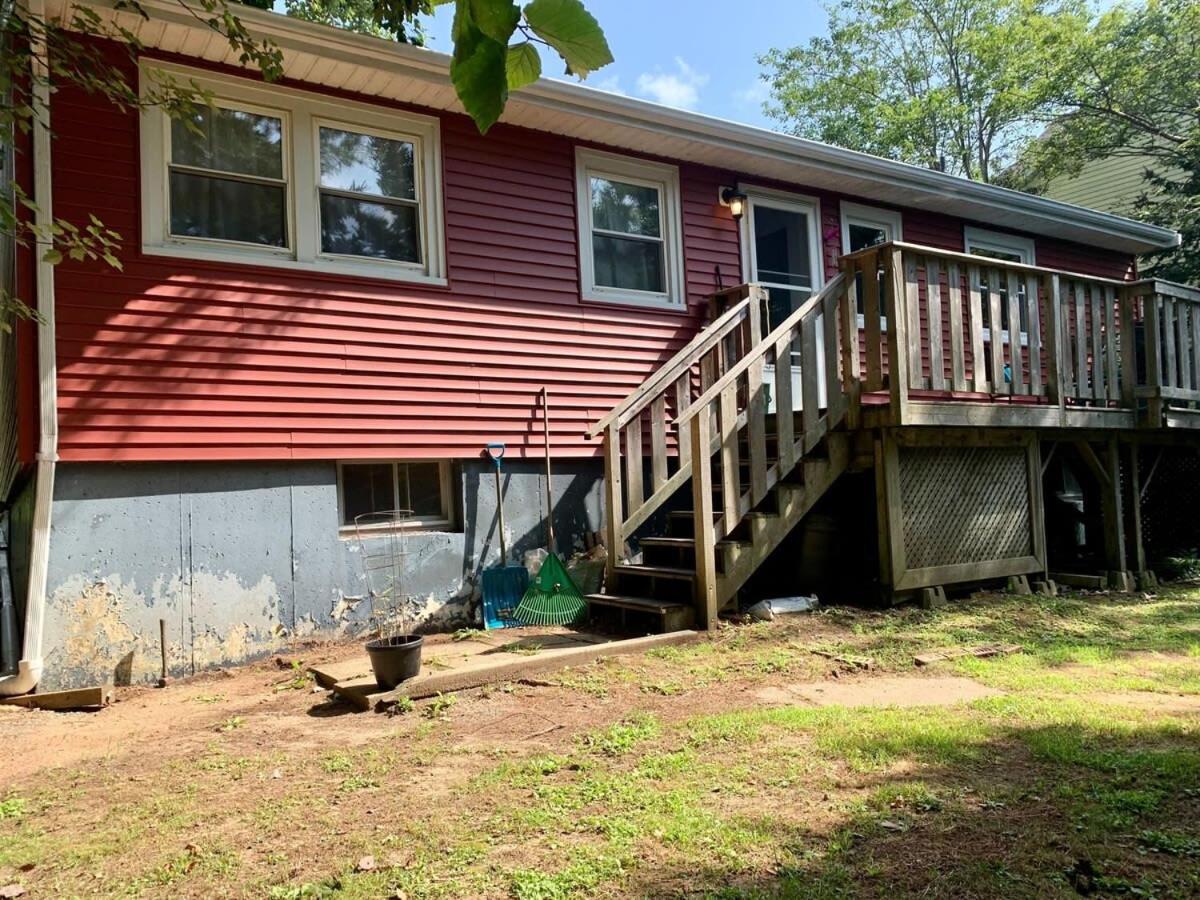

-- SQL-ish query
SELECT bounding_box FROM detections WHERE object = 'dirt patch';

[1086,690,1200,713]
[758,675,1003,708]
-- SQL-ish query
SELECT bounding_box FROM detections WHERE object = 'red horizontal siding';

[49,40,1130,464]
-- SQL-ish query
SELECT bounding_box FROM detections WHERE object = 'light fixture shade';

[721,187,748,220]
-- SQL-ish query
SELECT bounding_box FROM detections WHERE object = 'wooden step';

[586,593,696,632]
[613,563,695,581]
[640,535,746,572]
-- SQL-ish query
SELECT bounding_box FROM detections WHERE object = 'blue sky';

[418,0,829,128]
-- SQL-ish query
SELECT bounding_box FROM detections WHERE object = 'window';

[575,148,684,309]
[965,226,1036,339]
[318,124,420,263]
[141,62,445,285]
[338,461,454,531]
[840,202,902,327]
[168,103,288,249]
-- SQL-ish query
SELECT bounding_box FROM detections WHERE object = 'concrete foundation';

[38,459,603,689]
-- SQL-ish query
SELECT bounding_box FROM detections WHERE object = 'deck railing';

[1123,279,1200,421]
[842,241,1200,424]
[585,283,767,576]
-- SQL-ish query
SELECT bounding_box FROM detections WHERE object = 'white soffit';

[56,0,1180,255]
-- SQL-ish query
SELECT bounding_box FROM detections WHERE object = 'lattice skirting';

[877,432,1046,593]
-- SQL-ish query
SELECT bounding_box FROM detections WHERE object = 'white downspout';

[0,0,56,695]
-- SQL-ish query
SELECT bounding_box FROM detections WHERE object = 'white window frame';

[840,201,903,328]
[337,460,455,534]
[140,61,446,286]
[575,147,685,310]
[964,226,1036,347]
[738,185,825,298]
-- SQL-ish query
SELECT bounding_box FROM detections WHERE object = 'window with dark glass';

[339,461,450,528]
[589,175,665,294]
[168,105,287,247]
[318,125,421,263]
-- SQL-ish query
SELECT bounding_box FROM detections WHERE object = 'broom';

[512,389,587,627]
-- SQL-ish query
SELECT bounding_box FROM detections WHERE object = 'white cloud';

[733,80,770,108]
[591,74,625,96]
[635,57,709,110]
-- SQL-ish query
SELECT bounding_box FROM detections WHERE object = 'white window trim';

[964,226,1036,265]
[140,61,446,286]
[964,226,1036,347]
[840,201,903,329]
[337,460,455,535]
[575,147,685,310]
[738,184,825,296]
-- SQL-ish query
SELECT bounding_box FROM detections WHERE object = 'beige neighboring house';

[1045,151,1179,217]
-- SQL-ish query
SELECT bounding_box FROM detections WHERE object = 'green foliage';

[0,797,26,820]
[760,0,1087,182]
[1002,0,1199,280]
[0,0,609,330]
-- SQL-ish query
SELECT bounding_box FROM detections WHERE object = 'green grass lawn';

[2,587,1199,898]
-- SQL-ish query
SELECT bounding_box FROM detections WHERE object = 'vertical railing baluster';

[602,422,624,579]
[1042,273,1063,411]
[1074,281,1087,401]
[926,256,945,391]
[862,252,883,392]
[774,335,795,472]
[650,395,668,490]
[969,264,986,391]
[947,262,966,391]
[1007,270,1025,394]
[1025,274,1043,396]
[988,269,1006,391]
[1104,284,1119,404]
[905,253,924,388]
[1090,282,1105,402]
[718,383,740,529]
[886,247,911,424]
[801,313,820,448]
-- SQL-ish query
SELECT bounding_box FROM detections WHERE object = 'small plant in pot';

[355,510,424,689]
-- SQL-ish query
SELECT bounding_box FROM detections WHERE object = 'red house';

[1,0,1196,693]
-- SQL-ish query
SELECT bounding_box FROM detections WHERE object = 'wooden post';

[1127,442,1147,576]
[1144,290,1164,425]
[690,413,718,629]
[602,422,624,580]
[1118,285,1137,411]
[885,247,911,425]
[1042,273,1064,418]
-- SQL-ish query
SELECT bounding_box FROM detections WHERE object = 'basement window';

[338,461,454,531]
[575,148,685,310]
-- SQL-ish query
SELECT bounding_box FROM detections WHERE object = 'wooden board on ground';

[914,644,1022,667]
[0,683,114,711]
[310,631,700,712]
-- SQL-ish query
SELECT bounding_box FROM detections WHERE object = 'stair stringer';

[714,432,851,608]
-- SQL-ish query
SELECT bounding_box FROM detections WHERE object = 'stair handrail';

[585,290,755,439]
[676,273,851,628]
[676,273,846,426]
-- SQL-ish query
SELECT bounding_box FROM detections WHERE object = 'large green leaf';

[522,0,612,78]
[506,41,542,90]
[449,2,509,132]
[468,0,521,43]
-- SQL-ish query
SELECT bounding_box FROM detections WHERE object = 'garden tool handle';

[486,443,508,561]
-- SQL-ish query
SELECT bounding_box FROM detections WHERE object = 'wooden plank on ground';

[913,644,1022,667]
[377,631,702,708]
[0,683,115,710]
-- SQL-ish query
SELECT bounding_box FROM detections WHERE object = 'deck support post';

[1075,438,1132,589]
[689,413,718,629]
[1125,442,1157,589]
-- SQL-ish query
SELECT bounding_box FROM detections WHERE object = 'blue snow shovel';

[481,442,528,629]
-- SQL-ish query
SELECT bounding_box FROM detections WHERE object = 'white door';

[744,190,825,411]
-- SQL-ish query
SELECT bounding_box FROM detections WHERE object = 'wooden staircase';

[584,276,853,631]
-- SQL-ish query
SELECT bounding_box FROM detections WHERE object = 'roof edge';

[63,0,1182,253]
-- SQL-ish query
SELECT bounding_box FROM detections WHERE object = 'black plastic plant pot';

[365,634,424,689]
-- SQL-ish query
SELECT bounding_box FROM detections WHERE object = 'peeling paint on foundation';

[40,460,603,689]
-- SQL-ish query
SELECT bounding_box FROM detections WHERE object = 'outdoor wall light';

[720,187,748,220]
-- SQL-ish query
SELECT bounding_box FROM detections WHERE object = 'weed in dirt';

[641,680,683,696]
[1139,829,1200,857]
[424,691,457,719]
[389,695,416,715]
[453,628,488,642]
[0,798,25,820]
[322,753,354,774]
[217,715,245,732]
[338,775,378,793]
[579,713,660,756]
[192,693,225,704]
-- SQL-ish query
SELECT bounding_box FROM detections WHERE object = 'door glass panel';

[753,203,813,330]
